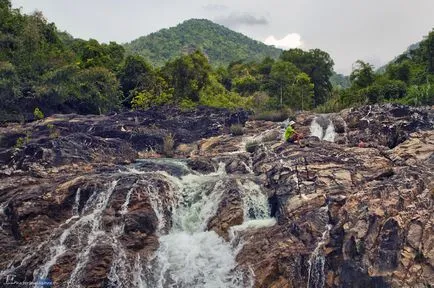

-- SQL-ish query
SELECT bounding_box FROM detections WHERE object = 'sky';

[11,0,434,74]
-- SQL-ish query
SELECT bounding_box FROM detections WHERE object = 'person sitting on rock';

[284,121,301,143]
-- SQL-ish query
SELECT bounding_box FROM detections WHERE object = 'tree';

[118,55,155,105]
[71,39,125,71]
[161,50,211,102]
[199,75,252,109]
[232,74,260,95]
[0,61,21,120]
[38,65,122,114]
[295,72,314,110]
[270,61,300,108]
[386,61,411,83]
[280,48,334,107]
[423,29,434,73]
[350,60,375,88]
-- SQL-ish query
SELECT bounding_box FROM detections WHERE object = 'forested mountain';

[317,30,434,112]
[124,19,282,67]
[377,42,421,74]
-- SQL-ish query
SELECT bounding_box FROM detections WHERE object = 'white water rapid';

[27,158,274,288]
[141,161,273,288]
[310,116,336,142]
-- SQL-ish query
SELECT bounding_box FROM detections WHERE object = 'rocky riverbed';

[0,104,433,287]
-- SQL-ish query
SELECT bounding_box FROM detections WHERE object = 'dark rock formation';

[0,104,432,287]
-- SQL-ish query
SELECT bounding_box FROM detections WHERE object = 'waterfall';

[142,161,274,288]
[307,224,332,288]
[27,158,274,287]
[143,163,244,287]
[310,116,336,142]
[65,180,120,288]
[229,179,276,240]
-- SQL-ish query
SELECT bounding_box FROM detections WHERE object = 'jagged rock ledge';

[0,103,433,287]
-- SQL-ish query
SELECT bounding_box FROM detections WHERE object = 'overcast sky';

[11,0,434,74]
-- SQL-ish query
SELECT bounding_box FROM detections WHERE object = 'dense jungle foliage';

[0,0,432,122]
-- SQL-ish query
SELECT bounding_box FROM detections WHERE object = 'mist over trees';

[0,0,432,122]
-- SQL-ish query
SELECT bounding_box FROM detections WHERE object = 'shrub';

[245,140,259,153]
[199,76,253,110]
[14,132,30,148]
[163,133,175,157]
[397,84,433,106]
[131,90,173,110]
[33,107,44,120]
[230,124,244,136]
[47,123,60,139]
[179,98,197,110]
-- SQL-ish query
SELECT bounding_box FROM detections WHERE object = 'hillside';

[124,19,282,67]
[377,42,421,74]
[330,72,351,88]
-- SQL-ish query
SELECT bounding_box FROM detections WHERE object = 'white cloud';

[264,33,303,49]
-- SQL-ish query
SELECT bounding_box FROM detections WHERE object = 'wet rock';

[80,244,113,287]
[207,185,244,240]
[0,104,432,288]
[124,210,158,234]
[49,251,77,285]
[339,261,390,288]
[186,158,216,174]
[337,104,433,148]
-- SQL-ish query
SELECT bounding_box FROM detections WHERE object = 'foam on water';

[10,158,276,288]
[148,231,244,288]
[142,162,274,288]
[310,116,336,142]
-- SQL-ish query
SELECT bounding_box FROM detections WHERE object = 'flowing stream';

[307,220,332,288]
[140,161,273,288]
[310,116,336,142]
[29,158,274,287]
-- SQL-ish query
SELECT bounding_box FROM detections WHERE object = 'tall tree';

[423,29,434,73]
[280,48,334,107]
[161,50,211,102]
[269,61,300,108]
[350,60,375,88]
[118,55,155,105]
[295,72,314,110]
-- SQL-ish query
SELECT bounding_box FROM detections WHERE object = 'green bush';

[14,132,30,148]
[230,124,244,136]
[47,123,60,139]
[179,98,197,110]
[131,90,173,110]
[396,84,433,106]
[199,76,253,110]
[245,140,259,153]
[33,107,44,120]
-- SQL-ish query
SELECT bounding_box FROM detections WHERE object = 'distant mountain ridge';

[377,42,421,74]
[124,19,282,67]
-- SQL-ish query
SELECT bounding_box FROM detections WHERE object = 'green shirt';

[284,125,295,141]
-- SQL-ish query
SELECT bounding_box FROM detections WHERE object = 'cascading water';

[141,161,274,288]
[25,158,274,288]
[310,116,336,142]
[306,206,332,288]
